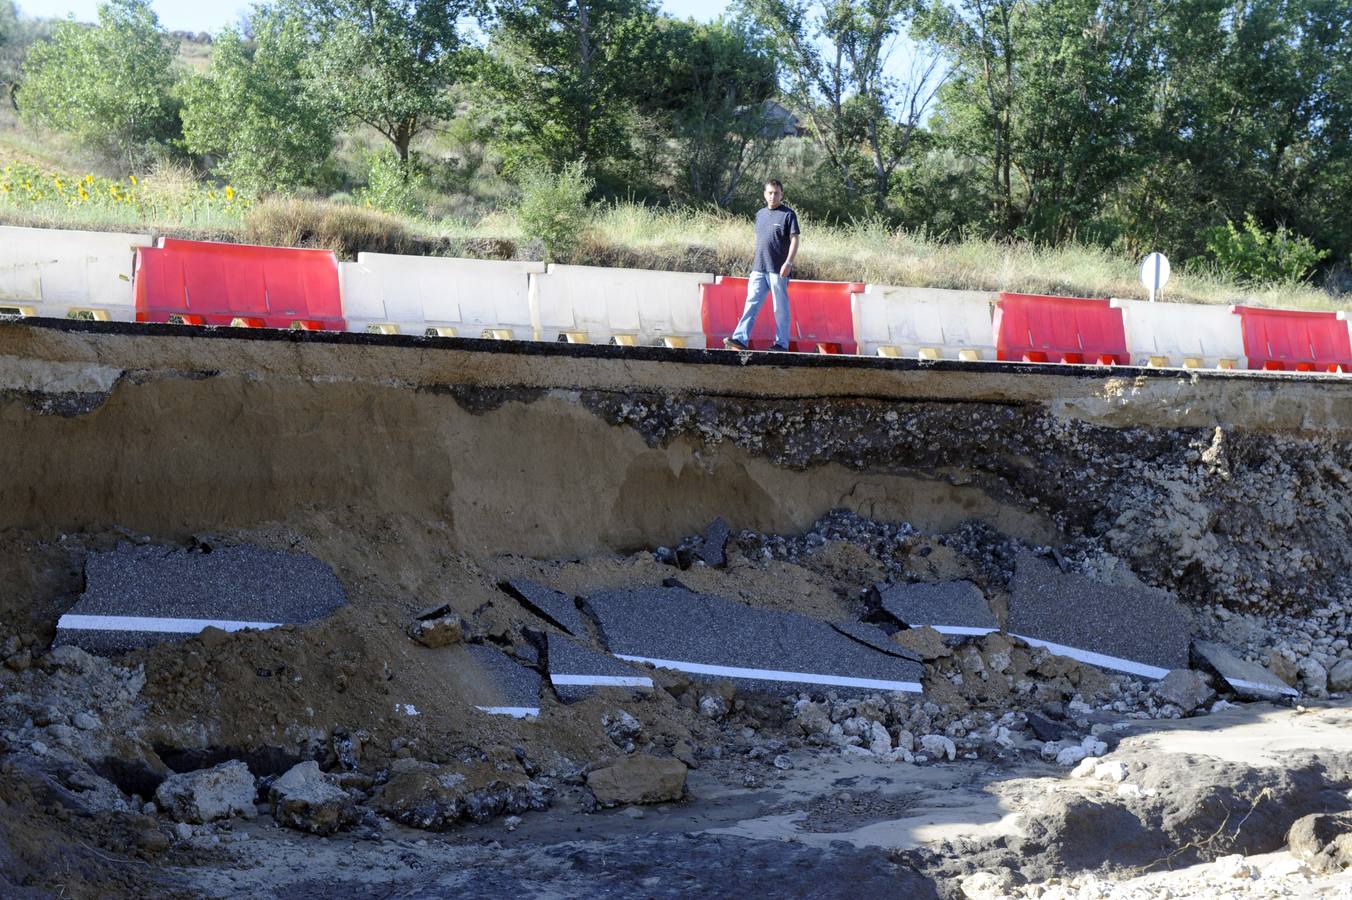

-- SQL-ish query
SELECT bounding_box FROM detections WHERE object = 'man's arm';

[780,234,800,278]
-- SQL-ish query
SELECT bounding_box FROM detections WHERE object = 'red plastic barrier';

[701,277,863,353]
[1232,305,1352,372]
[994,292,1127,365]
[135,238,345,331]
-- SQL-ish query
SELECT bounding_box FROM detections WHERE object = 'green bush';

[1204,214,1329,286]
[356,151,425,216]
[514,160,594,263]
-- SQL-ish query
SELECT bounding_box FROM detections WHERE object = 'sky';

[21,0,731,33]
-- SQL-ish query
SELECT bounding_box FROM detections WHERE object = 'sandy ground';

[132,703,1351,899]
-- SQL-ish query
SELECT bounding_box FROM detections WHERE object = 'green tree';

[649,17,781,208]
[179,9,336,193]
[745,0,943,215]
[482,0,660,181]
[916,0,1153,241]
[18,0,178,166]
[1117,0,1352,263]
[301,0,475,165]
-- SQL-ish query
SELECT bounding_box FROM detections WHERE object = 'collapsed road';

[3,317,1352,898]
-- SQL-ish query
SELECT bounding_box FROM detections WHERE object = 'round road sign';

[1140,252,1171,301]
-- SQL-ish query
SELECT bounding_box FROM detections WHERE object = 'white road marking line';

[475,706,541,718]
[613,654,922,693]
[1225,677,1298,696]
[1009,634,1170,680]
[931,625,999,636]
[550,674,654,688]
[57,614,281,633]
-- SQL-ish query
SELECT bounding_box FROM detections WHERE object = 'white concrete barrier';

[530,264,714,347]
[1110,298,1245,369]
[851,285,996,360]
[340,254,544,338]
[0,226,152,320]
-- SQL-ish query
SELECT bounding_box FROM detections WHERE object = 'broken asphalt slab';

[828,621,922,662]
[54,543,346,654]
[501,579,587,637]
[583,585,923,696]
[1192,640,1299,700]
[463,644,543,718]
[1006,551,1189,679]
[542,633,654,703]
[873,580,998,635]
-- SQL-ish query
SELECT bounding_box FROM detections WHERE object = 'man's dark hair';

[764,178,783,190]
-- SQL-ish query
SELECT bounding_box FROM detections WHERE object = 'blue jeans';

[732,271,791,349]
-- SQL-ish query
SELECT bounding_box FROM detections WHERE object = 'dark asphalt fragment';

[463,644,543,717]
[874,580,998,635]
[543,633,653,703]
[1006,551,1189,679]
[501,579,587,637]
[54,543,346,654]
[829,621,922,662]
[1192,640,1299,700]
[583,585,923,696]
[698,517,730,568]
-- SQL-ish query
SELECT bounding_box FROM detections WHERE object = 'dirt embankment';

[1,319,1351,613]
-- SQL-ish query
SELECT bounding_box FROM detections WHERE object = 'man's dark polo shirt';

[753,204,800,274]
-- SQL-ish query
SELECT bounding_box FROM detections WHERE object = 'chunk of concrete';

[154,760,256,824]
[875,580,997,635]
[1152,669,1215,713]
[55,543,346,654]
[586,754,687,806]
[269,761,359,835]
[408,613,463,648]
[463,643,542,717]
[543,633,653,703]
[1193,640,1299,700]
[1006,552,1189,679]
[583,585,922,696]
[501,579,587,637]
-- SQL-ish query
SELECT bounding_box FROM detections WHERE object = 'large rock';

[154,761,256,824]
[1152,669,1215,714]
[1329,659,1352,693]
[587,755,687,807]
[1288,812,1352,873]
[372,758,550,830]
[269,761,360,835]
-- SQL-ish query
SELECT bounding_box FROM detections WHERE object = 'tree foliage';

[481,0,660,182]
[746,0,943,214]
[18,0,178,166]
[647,17,780,208]
[301,0,476,163]
[179,10,336,193]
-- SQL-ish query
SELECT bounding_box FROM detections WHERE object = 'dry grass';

[242,197,441,258]
[570,204,1347,310]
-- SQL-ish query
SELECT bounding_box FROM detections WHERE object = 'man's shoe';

[770,344,789,352]
[723,337,748,351]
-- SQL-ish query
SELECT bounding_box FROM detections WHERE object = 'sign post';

[1140,252,1171,303]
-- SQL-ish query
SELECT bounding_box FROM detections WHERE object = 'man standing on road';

[724,179,800,352]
